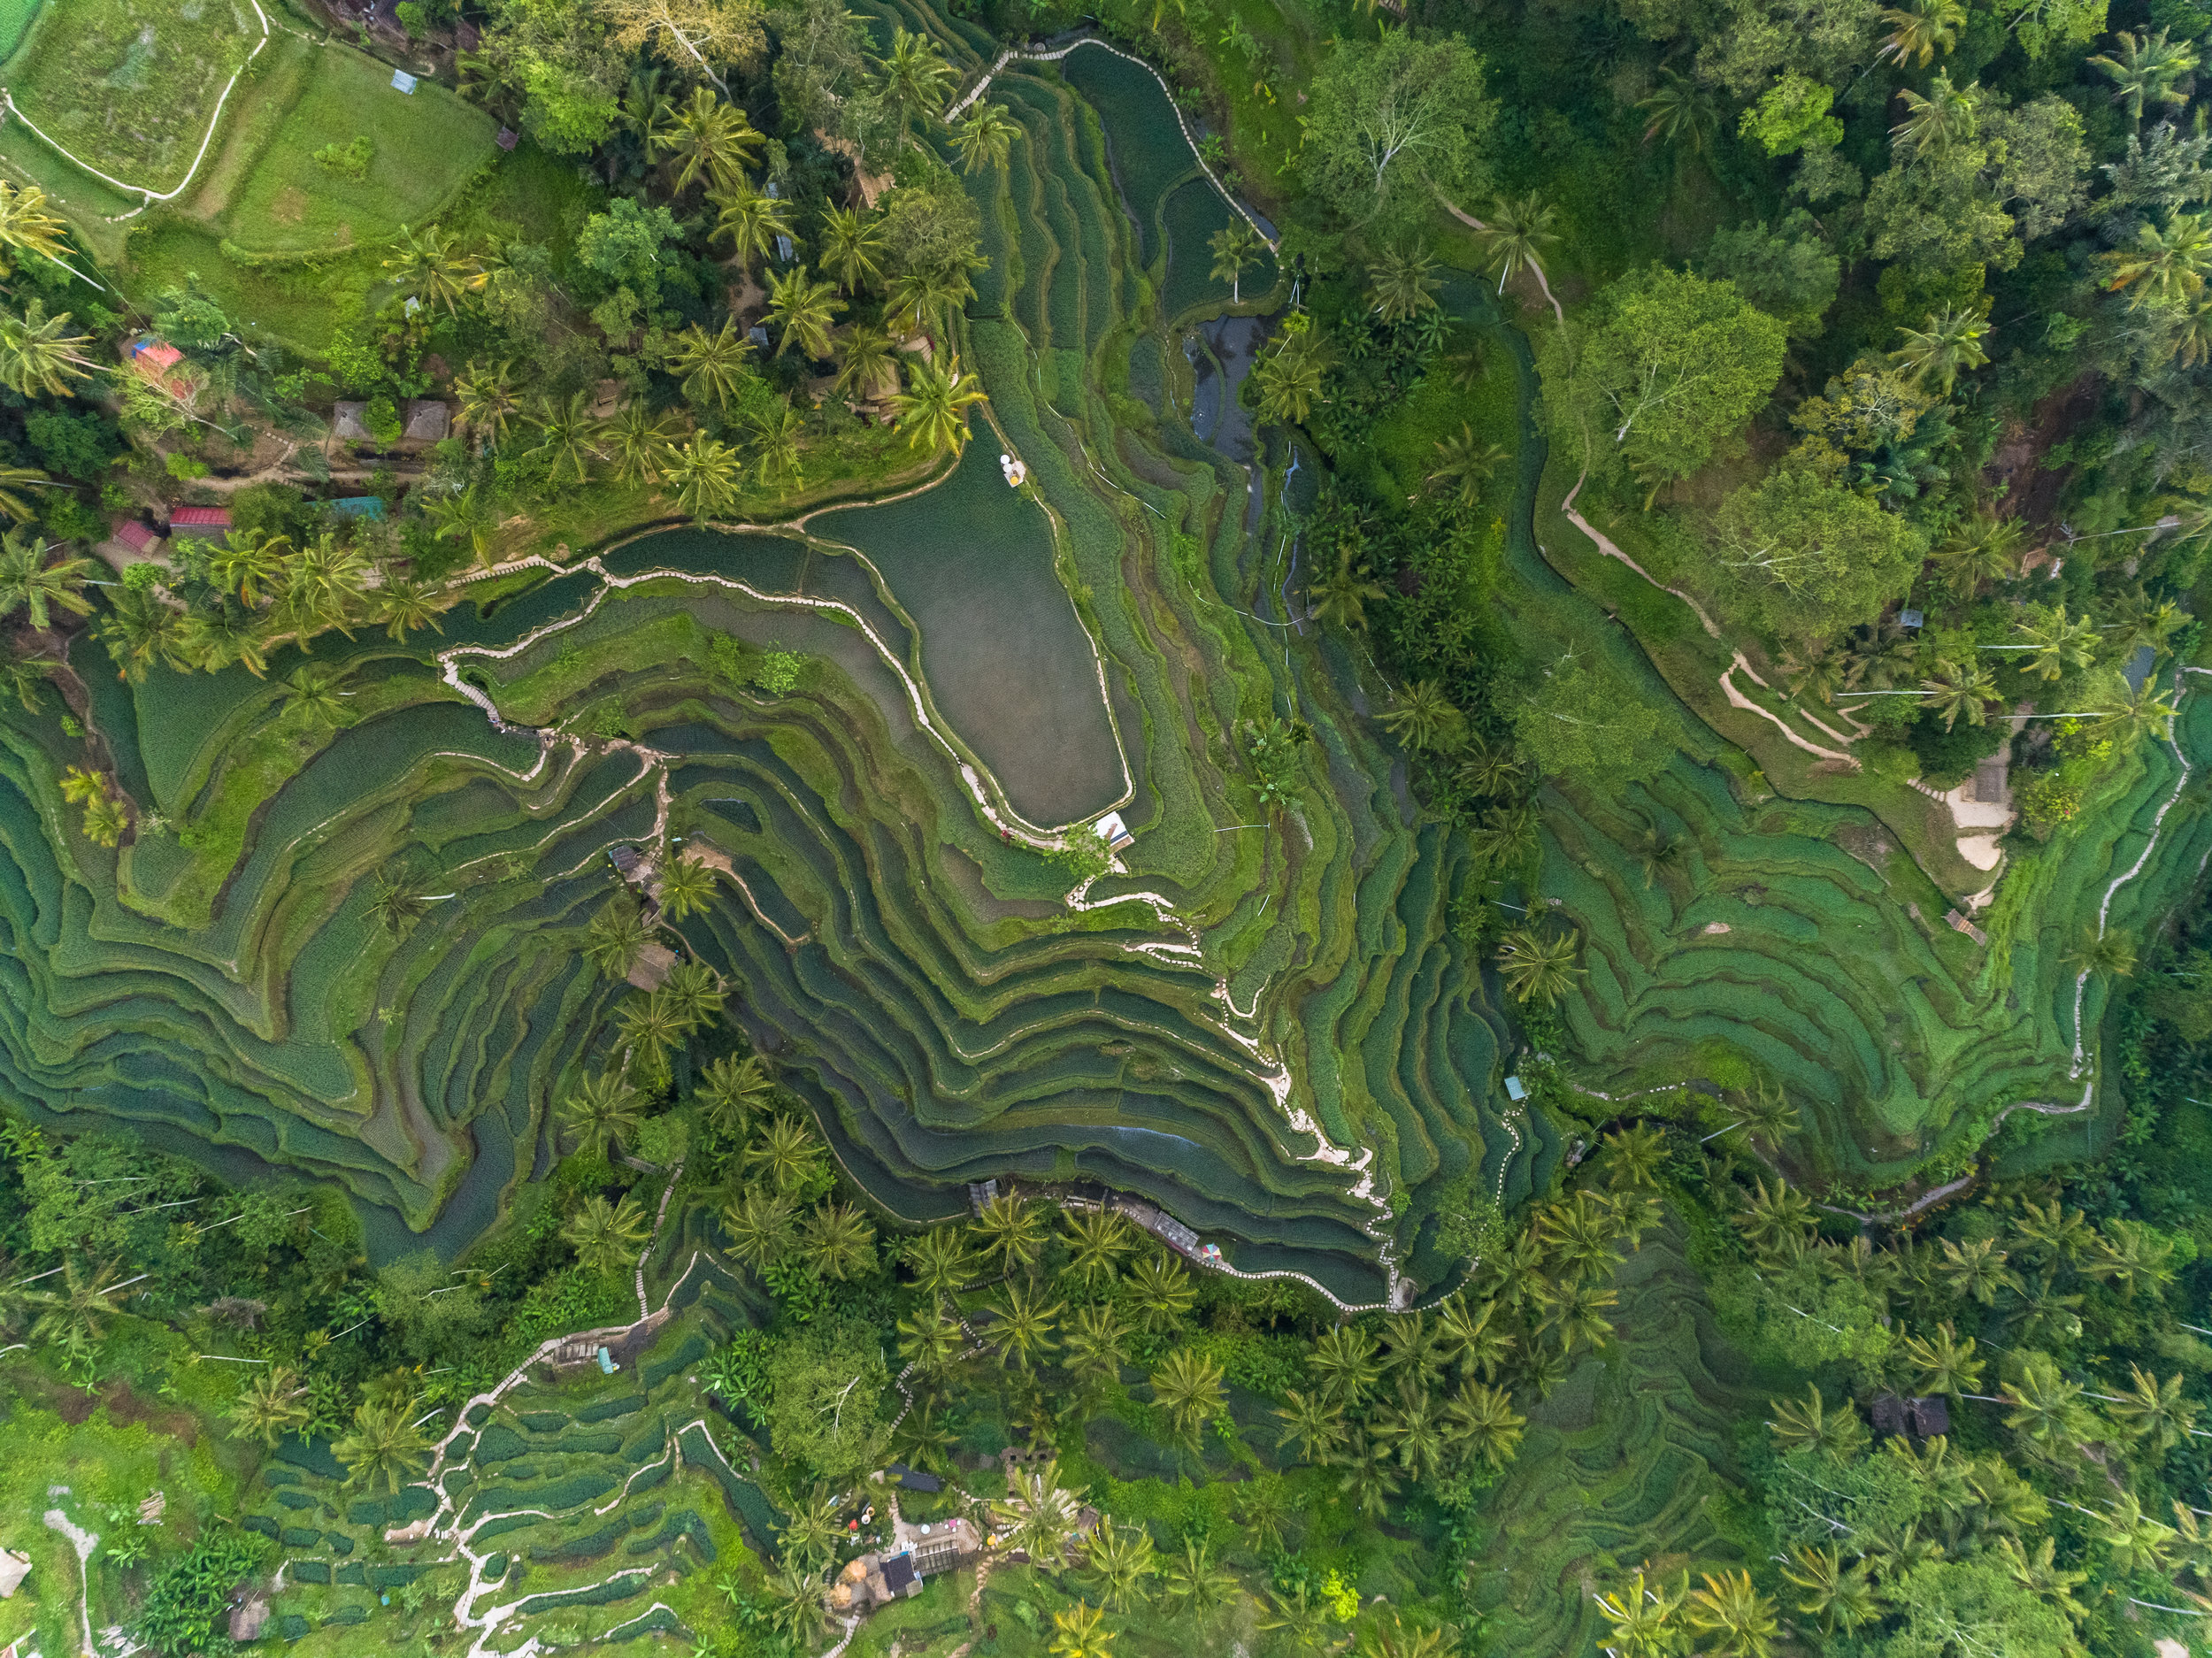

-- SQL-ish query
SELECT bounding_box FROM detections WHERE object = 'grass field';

[0,0,41,58]
[5,0,253,194]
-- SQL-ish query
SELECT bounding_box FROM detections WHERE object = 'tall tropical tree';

[616,988,688,1082]
[2090,27,2199,126]
[695,1053,774,1140]
[766,266,842,359]
[1918,657,1999,731]
[1160,1538,1237,1618]
[2094,673,2183,748]
[974,1192,1048,1273]
[211,529,289,608]
[2065,924,2138,980]
[748,399,805,487]
[745,1115,827,1194]
[385,226,477,317]
[902,1226,978,1298]
[1274,1386,1348,1463]
[886,265,975,335]
[2016,604,2099,680]
[1637,68,1717,153]
[879,27,955,134]
[2103,211,2212,306]
[1474,193,1560,296]
[1368,243,1441,324]
[1081,1515,1156,1611]
[709,179,791,276]
[333,1400,431,1494]
[1062,1209,1135,1291]
[803,1201,878,1281]
[1252,338,1325,425]
[1310,1324,1382,1403]
[1064,1301,1129,1394]
[226,1366,310,1449]
[281,664,348,731]
[0,180,72,279]
[996,1457,1080,1562]
[424,482,503,567]
[1685,1570,1778,1658]
[657,847,716,920]
[1447,1379,1526,1469]
[1048,1601,1112,1658]
[1497,925,1582,1006]
[27,1258,125,1354]
[529,391,600,485]
[602,401,683,485]
[0,301,98,398]
[992,1278,1064,1370]
[654,87,762,195]
[366,875,427,936]
[722,1187,798,1269]
[669,319,755,411]
[834,326,898,405]
[0,531,91,631]
[668,436,745,523]
[1379,679,1465,751]
[1307,544,1384,631]
[1150,1347,1226,1448]
[1891,307,1990,390]
[1425,423,1509,510]
[954,101,1019,175]
[585,897,650,981]
[890,353,987,455]
[1209,219,1267,303]
[565,1193,652,1276]
[560,1070,643,1161]
[820,206,887,296]
[1878,0,1965,65]
[1126,1250,1194,1333]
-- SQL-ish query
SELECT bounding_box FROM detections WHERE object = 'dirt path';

[42,1505,97,1658]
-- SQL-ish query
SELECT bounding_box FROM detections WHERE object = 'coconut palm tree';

[886,265,975,336]
[1368,243,1441,323]
[2091,27,2199,126]
[996,1458,1080,1562]
[2016,603,2098,680]
[366,875,427,936]
[1474,193,1560,296]
[833,326,897,406]
[1150,1347,1226,1447]
[616,989,688,1082]
[598,401,681,487]
[1379,679,1465,752]
[1210,219,1267,303]
[1932,510,2024,595]
[975,1192,1048,1274]
[1274,1386,1348,1463]
[1081,1514,1156,1611]
[211,530,288,609]
[0,180,71,279]
[454,360,521,450]
[2093,673,2183,748]
[1160,1537,1236,1619]
[819,206,887,296]
[991,1278,1063,1370]
[695,1054,772,1141]
[1891,306,1990,390]
[745,1115,827,1194]
[657,848,716,921]
[1447,1379,1526,1469]
[766,267,842,360]
[423,482,503,567]
[528,390,600,485]
[226,1365,310,1449]
[1532,1277,1618,1355]
[891,353,987,455]
[721,1187,798,1270]
[668,319,755,412]
[385,226,477,317]
[1594,1570,1687,1658]
[709,179,791,276]
[1902,1321,1985,1398]
[27,1259,126,1354]
[779,1485,843,1573]
[879,27,955,134]
[1686,1570,1778,1658]
[1061,1209,1135,1291]
[1126,1249,1194,1333]
[2104,211,2212,307]
[799,1201,876,1281]
[1336,1431,1402,1518]
[897,1301,968,1380]
[0,531,90,631]
[0,301,98,399]
[1425,423,1510,510]
[902,1226,977,1298]
[565,1192,652,1276]
[1918,656,1999,731]
[1064,1301,1129,1394]
[378,579,442,643]
[764,1563,829,1648]
[333,1400,431,1494]
[1310,1323,1382,1404]
[1637,68,1717,153]
[1496,925,1581,1005]
[0,464,53,526]
[954,100,1019,174]
[669,437,745,523]
[1889,70,1977,160]
[277,534,373,641]
[281,664,348,730]
[1781,1546,1879,1638]
[748,399,805,487]
[1048,1602,1112,1658]
[654,87,762,195]
[178,607,268,678]
[1299,546,1380,633]
[658,959,722,1034]
[584,897,649,982]
[2066,924,2137,980]
[1435,1296,1514,1381]
[560,1071,643,1161]
[1258,1581,1340,1654]
[1252,338,1324,425]
[1878,0,1964,65]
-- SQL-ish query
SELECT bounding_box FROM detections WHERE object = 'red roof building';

[111,519,159,554]
[165,507,232,541]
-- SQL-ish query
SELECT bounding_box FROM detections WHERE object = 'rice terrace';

[0,0,2203,1654]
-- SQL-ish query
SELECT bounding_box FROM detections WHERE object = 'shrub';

[136,1530,270,1656]
[26,408,120,481]
[165,451,211,482]
[42,493,106,545]
[364,397,404,446]
[312,137,374,181]
[755,648,803,695]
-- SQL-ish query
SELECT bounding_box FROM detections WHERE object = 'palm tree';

[990,1278,1063,1370]
[424,483,503,567]
[0,180,71,279]
[655,87,762,195]
[1062,1209,1134,1291]
[378,580,442,642]
[2104,211,2212,307]
[1781,1547,1878,1637]
[803,1201,877,1281]
[1934,1234,2021,1305]
[226,1365,310,1448]
[1126,1249,1194,1333]
[1932,511,2024,595]
[1447,1379,1526,1469]
[277,534,372,641]
[659,959,723,1033]
[709,179,791,276]
[2090,28,2199,126]
[1306,544,1384,631]
[281,664,348,730]
[2107,587,2185,661]
[721,1187,798,1270]
[2016,604,2098,680]
[879,27,955,134]
[1686,1571,1778,1658]
[1892,307,1990,390]
[1364,1617,1448,1658]
[1209,220,1267,303]
[366,875,427,936]
[565,1192,652,1276]
[902,1226,977,1298]
[780,1485,844,1573]
[1435,1296,1514,1380]
[834,326,897,406]
[0,532,90,631]
[385,226,476,317]
[529,390,599,485]
[1638,68,1717,154]
[1259,1581,1340,1654]
[2093,673,2182,748]
[0,301,98,398]
[455,359,521,449]
[1150,1347,1226,1447]
[764,1563,829,1648]
[1377,1376,1448,1478]
[1379,679,1465,752]
[1048,1601,1113,1658]
[1336,1431,1402,1518]
[1878,0,1964,65]
[1081,1514,1156,1610]
[1274,1386,1348,1463]
[996,1457,1080,1562]
[1918,657,1998,731]
[1160,1537,1236,1619]
[1890,70,1977,160]
[954,101,1019,174]
[748,399,805,487]
[1368,243,1441,324]
[1310,1324,1382,1404]
[560,1070,643,1161]
[1064,1301,1129,1394]
[178,608,268,678]
[2110,1363,2198,1454]
[1594,1570,1686,1658]
[1424,423,1509,510]
[1496,925,1581,1006]
[211,530,288,608]
[669,437,745,524]
[27,1259,125,1354]
[695,1054,772,1141]
[975,1192,1048,1274]
[600,401,682,487]
[1252,339,1325,425]
[333,1400,431,1494]
[891,353,987,455]
[1474,193,1560,296]
[585,897,649,981]
[657,848,716,920]
[617,990,687,1083]
[1233,1478,1292,1554]
[669,319,755,411]
[2065,925,2137,980]
[745,1115,827,1194]
[819,206,887,296]
[0,464,53,526]
[886,265,975,336]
